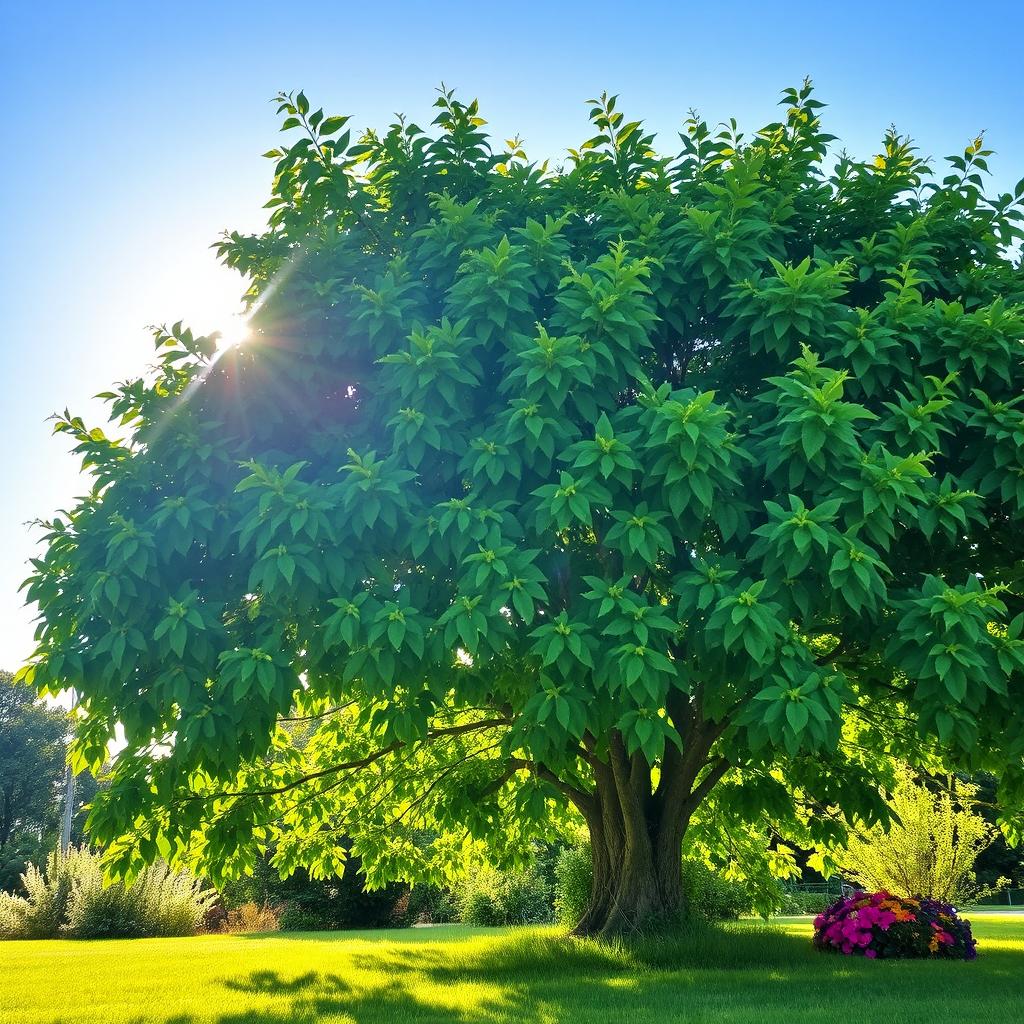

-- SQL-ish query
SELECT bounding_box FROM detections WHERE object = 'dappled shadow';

[223,969,351,996]
[216,981,506,1024]
[46,922,1010,1024]
[194,925,1024,1024]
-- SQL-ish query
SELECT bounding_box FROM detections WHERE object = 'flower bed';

[812,891,977,960]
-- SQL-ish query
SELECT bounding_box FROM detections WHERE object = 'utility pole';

[59,688,76,856]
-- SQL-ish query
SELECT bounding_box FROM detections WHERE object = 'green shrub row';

[775,890,836,916]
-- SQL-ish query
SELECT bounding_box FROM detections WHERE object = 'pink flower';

[865,949,877,959]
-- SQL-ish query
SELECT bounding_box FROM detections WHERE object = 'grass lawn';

[3,915,1022,1024]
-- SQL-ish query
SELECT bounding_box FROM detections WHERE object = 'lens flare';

[215,317,251,351]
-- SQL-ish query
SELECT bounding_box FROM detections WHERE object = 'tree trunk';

[567,718,731,938]
[570,740,689,939]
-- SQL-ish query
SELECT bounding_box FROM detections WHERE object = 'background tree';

[839,766,998,904]
[0,670,67,891]
[973,773,1024,890]
[21,81,1024,936]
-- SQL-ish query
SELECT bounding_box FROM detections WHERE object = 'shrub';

[0,847,212,939]
[220,852,411,931]
[0,850,78,938]
[840,767,997,905]
[406,883,458,925]
[554,845,592,926]
[813,891,977,960]
[681,860,753,920]
[455,864,552,926]
[776,890,834,916]
[225,901,282,933]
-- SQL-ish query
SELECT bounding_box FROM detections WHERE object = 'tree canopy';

[21,81,1024,934]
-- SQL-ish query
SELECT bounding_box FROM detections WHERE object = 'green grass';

[3,915,1023,1024]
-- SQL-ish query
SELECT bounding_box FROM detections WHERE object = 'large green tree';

[22,82,1024,935]
[0,670,67,890]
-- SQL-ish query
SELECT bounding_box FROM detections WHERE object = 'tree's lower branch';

[181,717,511,802]
[681,756,731,817]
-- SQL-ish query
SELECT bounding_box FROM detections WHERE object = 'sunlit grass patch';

[2,917,1023,1024]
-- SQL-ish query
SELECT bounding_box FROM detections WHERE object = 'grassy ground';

[3,915,1022,1024]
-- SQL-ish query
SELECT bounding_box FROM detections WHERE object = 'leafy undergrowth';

[2,917,1023,1024]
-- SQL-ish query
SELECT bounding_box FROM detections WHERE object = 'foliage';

[223,901,282,933]
[971,772,1024,888]
[681,859,753,920]
[455,863,552,926]
[554,844,592,926]
[220,848,412,930]
[839,766,998,904]
[813,891,977,959]
[405,882,459,924]
[0,847,213,939]
[21,80,1024,935]
[776,890,834,916]
[0,848,76,939]
[0,670,67,890]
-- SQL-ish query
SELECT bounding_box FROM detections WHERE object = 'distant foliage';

[0,669,68,892]
[775,890,834,916]
[455,864,552,926]
[839,768,998,904]
[219,852,412,930]
[681,860,753,921]
[0,847,213,939]
[406,883,459,925]
[813,891,977,959]
[224,901,282,933]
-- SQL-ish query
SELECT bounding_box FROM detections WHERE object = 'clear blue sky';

[2,0,1022,668]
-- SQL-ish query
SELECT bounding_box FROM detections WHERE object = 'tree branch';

[181,717,511,802]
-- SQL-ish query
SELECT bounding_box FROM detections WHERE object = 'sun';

[214,316,251,352]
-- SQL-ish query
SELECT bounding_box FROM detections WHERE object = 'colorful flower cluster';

[813,891,977,960]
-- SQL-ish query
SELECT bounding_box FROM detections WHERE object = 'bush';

[0,847,213,939]
[406,883,458,925]
[681,860,753,920]
[554,845,592,926]
[813,891,977,960]
[455,864,552,926]
[225,901,282,933]
[776,890,835,916]
[840,768,997,905]
[0,850,77,938]
[220,851,411,931]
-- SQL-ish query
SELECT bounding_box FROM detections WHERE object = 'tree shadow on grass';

[203,923,1024,1024]
[223,969,351,996]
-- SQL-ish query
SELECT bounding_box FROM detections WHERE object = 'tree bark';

[569,726,728,939]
